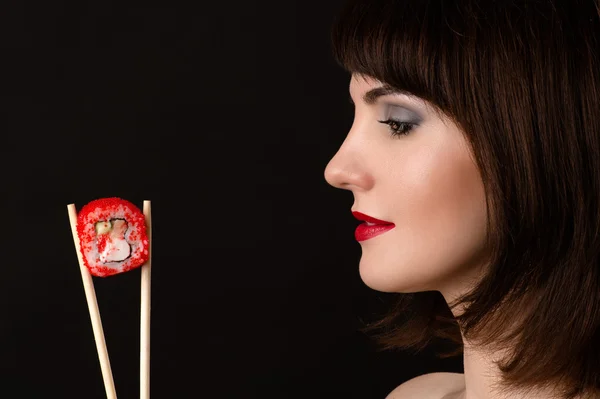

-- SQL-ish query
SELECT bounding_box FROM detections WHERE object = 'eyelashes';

[377,118,417,137]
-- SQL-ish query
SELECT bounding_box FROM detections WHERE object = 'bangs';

[330,0,473,115]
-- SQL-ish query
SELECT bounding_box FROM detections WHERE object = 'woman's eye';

[378,119,416,137]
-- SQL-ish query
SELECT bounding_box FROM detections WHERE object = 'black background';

[1,1,462,398]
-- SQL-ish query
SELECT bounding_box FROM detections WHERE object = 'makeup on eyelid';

[383,105,423,124]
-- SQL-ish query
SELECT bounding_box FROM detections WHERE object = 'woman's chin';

[358,259,426,293]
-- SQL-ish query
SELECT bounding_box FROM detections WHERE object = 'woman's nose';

[324,140,373,191]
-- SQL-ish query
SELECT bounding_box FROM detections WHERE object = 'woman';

[324,0,600,398]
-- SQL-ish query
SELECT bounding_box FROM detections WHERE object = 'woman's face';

[324,74,488,296]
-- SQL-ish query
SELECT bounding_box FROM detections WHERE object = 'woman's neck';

[454,326,594,399]
[439,289,594,399]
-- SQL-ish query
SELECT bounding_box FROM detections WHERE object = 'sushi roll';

[76,197,149,277]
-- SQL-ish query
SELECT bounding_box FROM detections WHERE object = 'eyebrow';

[349,85,411,105]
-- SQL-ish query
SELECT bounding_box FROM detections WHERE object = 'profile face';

[324,74,489,296]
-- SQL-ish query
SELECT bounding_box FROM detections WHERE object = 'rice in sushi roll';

[76,197,149,277]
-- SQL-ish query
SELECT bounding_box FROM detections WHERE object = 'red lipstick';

[352,211,395,242]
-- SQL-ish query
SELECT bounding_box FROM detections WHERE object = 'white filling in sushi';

[95,219,132,263]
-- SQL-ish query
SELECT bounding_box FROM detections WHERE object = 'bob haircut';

[331,0,600,398]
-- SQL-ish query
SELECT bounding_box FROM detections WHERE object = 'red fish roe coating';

[77,197,149,277]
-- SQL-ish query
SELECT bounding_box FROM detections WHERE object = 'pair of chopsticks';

[67,200,152,399]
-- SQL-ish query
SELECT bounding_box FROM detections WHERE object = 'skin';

[324,74,488,299]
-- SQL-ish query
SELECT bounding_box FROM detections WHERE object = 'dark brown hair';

[331,0,600,397]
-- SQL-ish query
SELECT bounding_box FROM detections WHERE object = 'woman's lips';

[352,211,395,242]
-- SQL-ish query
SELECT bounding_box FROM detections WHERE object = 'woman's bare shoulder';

[385,372,465,399]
